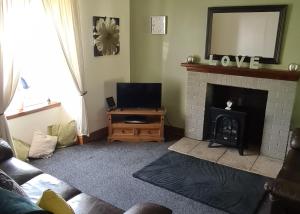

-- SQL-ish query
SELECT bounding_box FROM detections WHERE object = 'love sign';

[209,55,260,69]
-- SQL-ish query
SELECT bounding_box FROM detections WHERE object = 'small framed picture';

[106,97,116,111]
[150,16,167,34]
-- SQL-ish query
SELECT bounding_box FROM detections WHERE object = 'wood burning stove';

[209,107,247,155]
[203,84,268,154]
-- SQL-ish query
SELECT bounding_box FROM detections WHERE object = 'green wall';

[130,0,300,128]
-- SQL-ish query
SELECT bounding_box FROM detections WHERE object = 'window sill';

[6,102,61,120]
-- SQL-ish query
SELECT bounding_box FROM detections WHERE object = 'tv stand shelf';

[107,108,165,143]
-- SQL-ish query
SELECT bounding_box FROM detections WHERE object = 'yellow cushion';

[48,120,77,148]
[12,138,30,161]
[37,189,74,214]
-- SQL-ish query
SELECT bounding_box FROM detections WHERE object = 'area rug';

[133,151,270,214]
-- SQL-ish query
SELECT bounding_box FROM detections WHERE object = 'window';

[5,0,77,116]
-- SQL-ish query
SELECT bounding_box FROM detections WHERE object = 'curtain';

[42,0,89,136]
[0,0,26,152]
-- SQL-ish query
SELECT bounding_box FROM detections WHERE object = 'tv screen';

[117,83,161,108]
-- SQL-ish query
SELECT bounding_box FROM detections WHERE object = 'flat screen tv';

[117,83,161,108]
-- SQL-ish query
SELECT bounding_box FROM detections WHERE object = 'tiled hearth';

[169,137,283,178]
[184,68,298,160]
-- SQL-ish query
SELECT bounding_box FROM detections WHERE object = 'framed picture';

[93,16,120,56]
[150,16,167,34]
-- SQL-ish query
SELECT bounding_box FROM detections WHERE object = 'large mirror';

[205,5,287,64]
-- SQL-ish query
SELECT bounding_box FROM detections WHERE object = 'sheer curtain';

[42,0,89,137]
[0,0,29,152]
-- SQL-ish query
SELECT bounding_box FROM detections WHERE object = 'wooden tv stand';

[107,108,166,143]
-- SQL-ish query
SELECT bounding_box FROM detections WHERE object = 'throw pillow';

[29,131,58,159]
[13,138,30,161]
[48,120,77,148]
[0,169,28,197]
[37,189,74,214]
[0,187,50,214]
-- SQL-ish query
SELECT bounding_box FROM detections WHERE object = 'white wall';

[7,0,131,142]
[78,0,130,133]
[7,106,64,144]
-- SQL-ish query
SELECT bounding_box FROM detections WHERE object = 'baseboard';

[83,127,108,143]
[164,125,185,141]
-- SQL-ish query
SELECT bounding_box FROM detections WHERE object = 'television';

[117,83,161,108]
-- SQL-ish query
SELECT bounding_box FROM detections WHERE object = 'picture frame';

[106,96,116,111]
[150,16,167,34]
[93,16,120,56]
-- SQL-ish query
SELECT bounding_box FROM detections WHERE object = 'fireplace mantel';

[181,63,300,81]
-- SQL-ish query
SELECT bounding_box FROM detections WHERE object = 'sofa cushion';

[67,193,123,214]
[48,120,77,148]
[290,128,300,151]
[29,131,58,158]
[13,138,30,161]
[124,203,172,214]
[0,157,43,185]
[37,189,75,214]
[0,187,50,214]
[0,169,27,197]
[278,168,300,184]
[21,173,81,203]
[0,139,13,162]
[282,149,300,173]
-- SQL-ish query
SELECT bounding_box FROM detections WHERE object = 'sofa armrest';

[0,139,13,162]
[124,203,172,214]
[265,179,300,203]
[290,128,300,151]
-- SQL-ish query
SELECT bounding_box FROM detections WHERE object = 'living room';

[1,0,300,214]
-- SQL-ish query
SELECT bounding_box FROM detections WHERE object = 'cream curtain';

[42,0,89,136]
[0,0,25,152]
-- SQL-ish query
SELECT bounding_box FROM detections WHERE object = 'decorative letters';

[208,55,217,66]
[250,57,260,69]
[209,55,260,69]
[236,56,245,68]
[221,56,230,66]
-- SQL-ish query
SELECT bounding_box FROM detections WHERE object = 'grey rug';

[31,141,270,214]
[133,152,270,214]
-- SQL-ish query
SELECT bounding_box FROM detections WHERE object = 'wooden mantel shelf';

[181,63,300,81]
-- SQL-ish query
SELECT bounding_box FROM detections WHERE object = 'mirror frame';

[205,5,287,64]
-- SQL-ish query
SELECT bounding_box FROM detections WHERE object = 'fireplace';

[203,84,268,154]
[208,107,247,155]
[184,65,298,160]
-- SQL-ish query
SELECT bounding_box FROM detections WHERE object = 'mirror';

[205,5,287,64]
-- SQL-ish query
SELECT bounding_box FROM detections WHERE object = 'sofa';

[265,128,300,214]
[0,139,172,214]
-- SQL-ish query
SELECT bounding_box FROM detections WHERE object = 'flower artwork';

[93,16,120,56]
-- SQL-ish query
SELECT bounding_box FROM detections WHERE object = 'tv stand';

[124,115,147,124]
[107,108,165,143]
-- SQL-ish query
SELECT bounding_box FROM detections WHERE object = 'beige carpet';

[168,137,283,178]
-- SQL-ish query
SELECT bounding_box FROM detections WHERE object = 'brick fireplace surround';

[182,63,300,160]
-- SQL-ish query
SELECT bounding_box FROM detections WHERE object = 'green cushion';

[0,187,50,214]
[48,120,77,148]
[13,138,30,161]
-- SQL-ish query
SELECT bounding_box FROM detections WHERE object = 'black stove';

[209,107,247,155]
